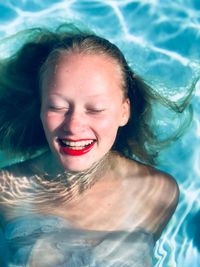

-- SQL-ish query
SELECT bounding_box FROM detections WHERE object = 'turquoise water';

[0,0,199,266]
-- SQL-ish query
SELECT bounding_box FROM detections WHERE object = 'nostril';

[62,119,85,134]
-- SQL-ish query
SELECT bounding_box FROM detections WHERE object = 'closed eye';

[86,109,106,114]
[48,106,69,112]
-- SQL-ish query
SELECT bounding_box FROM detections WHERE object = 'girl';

[0,24,183,266]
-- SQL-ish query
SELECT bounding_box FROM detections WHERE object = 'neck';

[62,152,111,193]
[31,151,112,204]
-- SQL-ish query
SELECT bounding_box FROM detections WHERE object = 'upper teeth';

[61,140,94,147]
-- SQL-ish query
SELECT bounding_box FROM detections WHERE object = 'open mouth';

[58,139,96,156]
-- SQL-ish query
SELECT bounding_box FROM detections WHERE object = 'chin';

[51,142,110,173]
[59,156,96,173]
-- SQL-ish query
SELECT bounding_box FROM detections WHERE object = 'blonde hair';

[0,24,196,165]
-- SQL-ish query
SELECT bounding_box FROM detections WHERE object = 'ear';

[119,98,130,127]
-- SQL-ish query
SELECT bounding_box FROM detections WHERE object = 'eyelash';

[48,106,68,111]
[87,109,105,113]
[48,106,105,114]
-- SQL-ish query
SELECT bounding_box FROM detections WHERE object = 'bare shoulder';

[118,154,179,204]
[144,165,179,240]
[140,162,179,202]
[135,162,179,240]
[113,153,179,240]
[0,157,39,220]
[0,159,34,202]
[0,160,26,191]
[144,163,179,211]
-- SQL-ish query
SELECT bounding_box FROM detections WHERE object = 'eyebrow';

[48,93,110,100]
[87,94,108,98]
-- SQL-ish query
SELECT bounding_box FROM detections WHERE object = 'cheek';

[41,113,63,133]
[95,114,120,139]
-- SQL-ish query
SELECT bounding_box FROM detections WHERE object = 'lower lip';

[60,141,95,156]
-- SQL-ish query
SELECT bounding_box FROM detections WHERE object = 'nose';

[62,110,86,134]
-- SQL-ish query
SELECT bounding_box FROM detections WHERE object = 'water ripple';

[0,1,199,266]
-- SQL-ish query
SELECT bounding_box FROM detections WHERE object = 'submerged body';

[0,28,180,266]
[1,216,153,267]
[0,151,178,266]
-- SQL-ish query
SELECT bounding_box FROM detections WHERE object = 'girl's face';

[40,53,130,172]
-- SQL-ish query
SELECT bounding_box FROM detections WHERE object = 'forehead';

[56,52,122,78]
[41,52,124,95]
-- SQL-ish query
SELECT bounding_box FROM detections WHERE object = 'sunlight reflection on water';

[0,1,200,266]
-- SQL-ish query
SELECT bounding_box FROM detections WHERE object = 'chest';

[2,214,153,267]
[0,175,138,231]
[1,175,152,231]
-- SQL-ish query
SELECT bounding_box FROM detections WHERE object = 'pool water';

[0,1,200,266]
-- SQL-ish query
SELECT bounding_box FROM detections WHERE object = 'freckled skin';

[40,53,130,172]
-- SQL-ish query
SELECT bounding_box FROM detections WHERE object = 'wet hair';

[0,23,196,165]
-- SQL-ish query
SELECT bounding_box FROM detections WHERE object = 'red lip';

[60,141,95,156]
